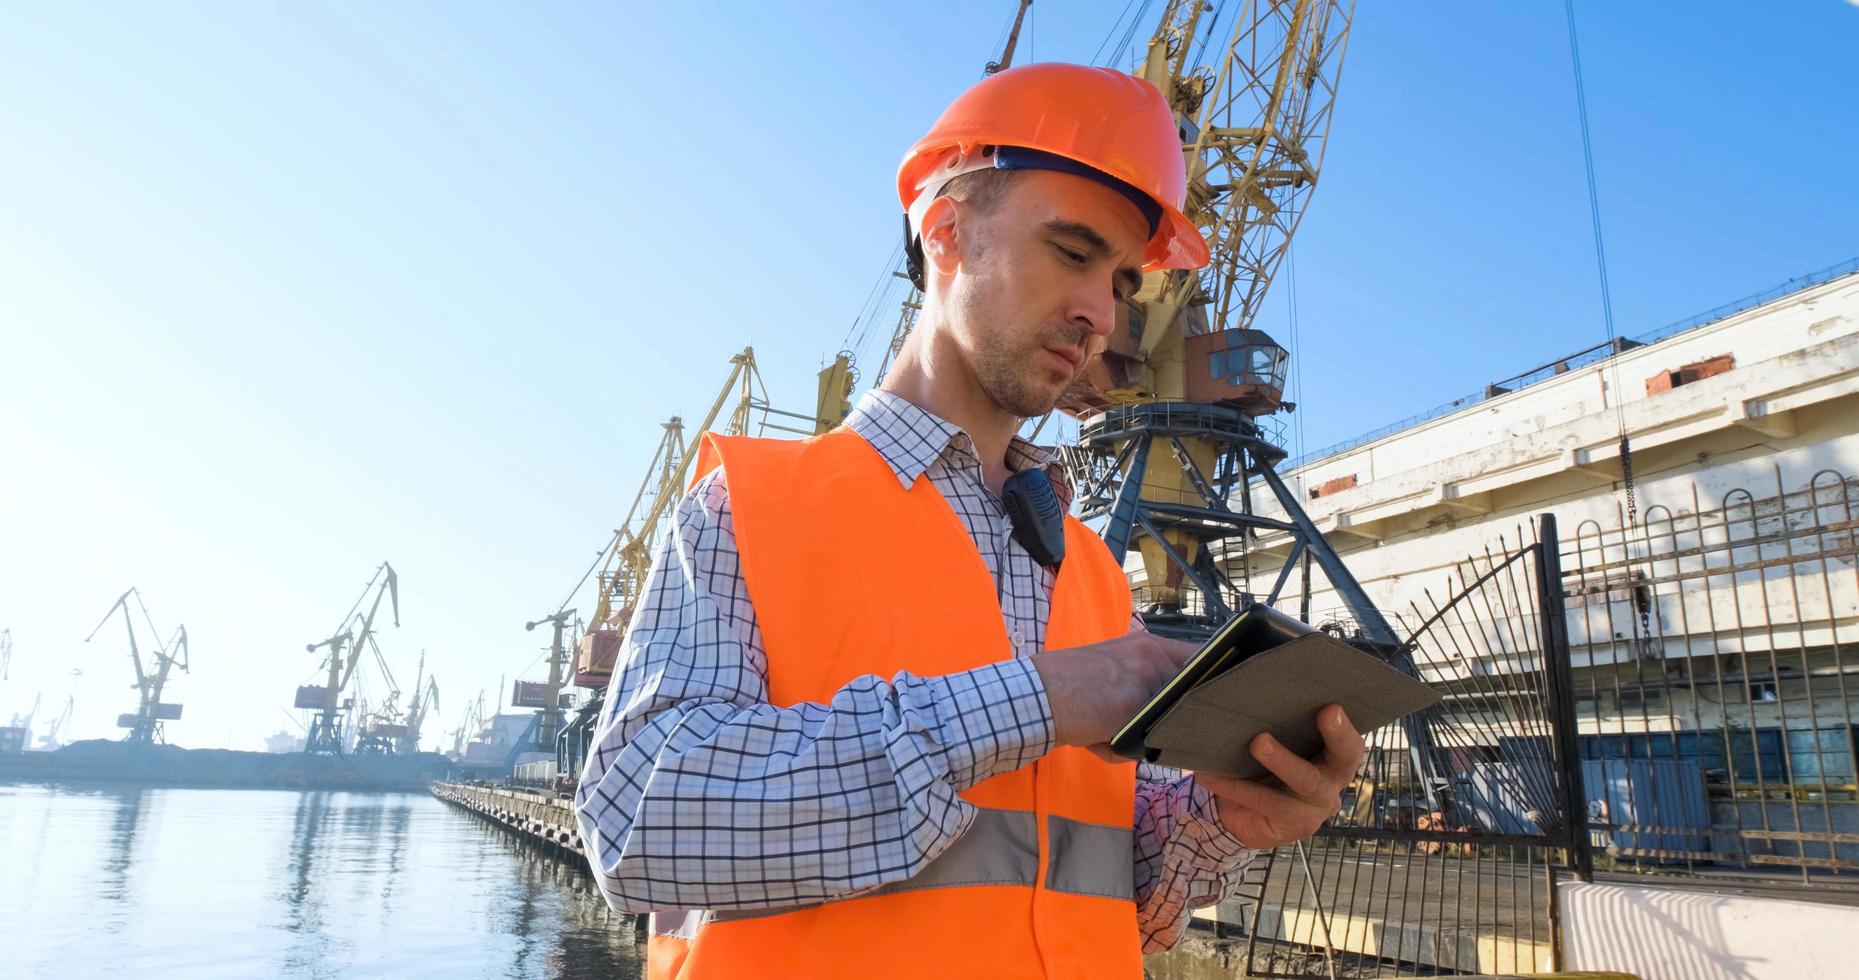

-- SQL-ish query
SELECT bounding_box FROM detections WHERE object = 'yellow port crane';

[39,696,73,750]
[1068,1,1444,803]
[397,650,439,755]
[541,347,845,774]
[300,561,399,754]
[814,352,857,435]
[521,607,576,758]
[84,588,190,745]
[569,347,782,697]
[1055,0,1359,637]
[353,644,408,755]
[8,693,40,738]
[38,670,80,750]
[828,1,1357,636]
[353,647,416,754]
[450,688,484,760]
[871,296,922,393]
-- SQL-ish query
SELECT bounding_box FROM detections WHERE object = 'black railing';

[1561,469,1859,881]
[1238,516,1587,977]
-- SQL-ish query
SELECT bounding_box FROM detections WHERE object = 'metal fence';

[1562,467,1859,882]
[1235,516,1585,977]
[1219,470,1859,976]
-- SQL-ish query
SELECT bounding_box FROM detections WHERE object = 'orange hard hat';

[898,62,1209,281]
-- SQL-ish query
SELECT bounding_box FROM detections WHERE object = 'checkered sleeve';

[572,468,1057,913]
[1131,760,1259,952]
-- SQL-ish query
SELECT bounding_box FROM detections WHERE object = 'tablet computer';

[1109,603,1441,779]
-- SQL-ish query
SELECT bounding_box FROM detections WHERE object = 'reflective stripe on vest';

[661,429,1141,979]
[701,808,1135,926]
[875,810,1133,902]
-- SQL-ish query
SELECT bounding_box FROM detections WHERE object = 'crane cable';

[1565,0,1653,647]
[1287,243,1306,490]
[845,1,1062,379]
[1089,0,1144,66]
[840,238,906,355]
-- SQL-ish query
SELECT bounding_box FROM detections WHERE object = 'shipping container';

[1581,758,1712,862]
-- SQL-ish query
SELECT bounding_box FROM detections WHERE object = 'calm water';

[0,782,644,979]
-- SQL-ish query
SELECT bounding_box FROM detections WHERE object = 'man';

[574,63,1365,979]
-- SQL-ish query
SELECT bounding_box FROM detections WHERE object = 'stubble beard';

[975,322,1086,419]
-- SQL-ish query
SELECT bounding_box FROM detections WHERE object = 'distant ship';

[0,738,455,792]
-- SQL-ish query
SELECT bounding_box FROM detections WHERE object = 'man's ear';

[919,196,964,281]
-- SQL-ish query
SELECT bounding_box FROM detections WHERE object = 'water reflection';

[278,790,335,975]
[479,820,648,979]
[503,828,547,978]
[99,786,150,919]
[543,858,647,979]
[3,786,644,978]
[281,791,330,929]
[379,799,412,911]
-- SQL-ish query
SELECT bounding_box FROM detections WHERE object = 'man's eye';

[1056,245,1087,266]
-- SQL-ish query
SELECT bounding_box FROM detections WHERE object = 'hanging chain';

[1619,435,1655,650]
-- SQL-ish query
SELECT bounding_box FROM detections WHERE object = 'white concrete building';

[1226,262,1859,870]
[1243,265,1858,645]
[1172,263,1859,978]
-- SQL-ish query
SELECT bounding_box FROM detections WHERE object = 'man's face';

[938,169,1149,418]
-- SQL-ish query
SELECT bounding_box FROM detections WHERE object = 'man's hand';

[1194,704,1366,850]
[1034,632,1199,752]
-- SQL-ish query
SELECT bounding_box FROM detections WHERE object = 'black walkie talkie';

[1001,467,1066,570]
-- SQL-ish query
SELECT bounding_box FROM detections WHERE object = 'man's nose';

[1068,281,1118,341]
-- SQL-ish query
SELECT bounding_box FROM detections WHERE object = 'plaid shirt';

[573,390,1255,953]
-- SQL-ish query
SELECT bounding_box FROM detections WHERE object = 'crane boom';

[574,348,776,691]
[523,608,576,754]
[302,562,400,754]
[1177,0,1350,342]
[85,589,145,691]
[986,0,1034,75]
[84,588,189,744]
[398,651,438,754]
[1061,1,1443,798]
[9,693,40,733]
[1055,1,1355,630]
[450,688,484,759]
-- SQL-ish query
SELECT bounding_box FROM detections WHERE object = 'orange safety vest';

[647,427,1140,979]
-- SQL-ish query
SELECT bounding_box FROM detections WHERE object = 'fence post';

[1536,512,1593,882]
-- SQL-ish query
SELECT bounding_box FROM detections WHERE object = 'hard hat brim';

[1147,203,1210,274]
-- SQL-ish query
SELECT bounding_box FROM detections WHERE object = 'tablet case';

[1111,606,1441,780]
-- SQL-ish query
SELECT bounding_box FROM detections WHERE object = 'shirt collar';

[844,390,1073,507]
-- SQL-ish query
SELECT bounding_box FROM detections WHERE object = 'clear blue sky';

[3,2,1855,749]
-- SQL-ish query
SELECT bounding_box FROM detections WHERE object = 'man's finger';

[1316,704,1368,782]
[1249,732,1332,803]
[1194,771,1284,813]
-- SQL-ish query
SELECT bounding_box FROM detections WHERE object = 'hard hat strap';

[991,147,1162,238]
[903,147,1000,290]
[904,213,929,292]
